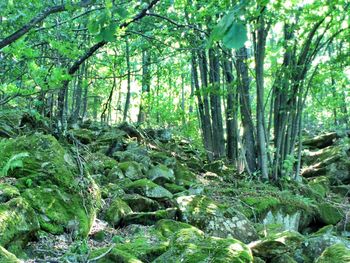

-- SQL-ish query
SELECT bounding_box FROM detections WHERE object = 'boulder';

[249,231,304,259]
[315,243,350,263]
[176,195,258,242]
[0,184,20,203]
[122,194,161,212]
[125,179,173,199]
[154,228,253,263]
[118,161,144,181]
[317,202,343,225]
[0,246,20,263]
[105,197,133,226]
[120,208,177,226]
[147,164,175,184]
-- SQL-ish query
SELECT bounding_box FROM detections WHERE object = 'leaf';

[211,12,235,41]
[87,19,100,34]
[96,23,117,42]
[222,23,247,49]
[115,7,129,19]
[0,152,29,178]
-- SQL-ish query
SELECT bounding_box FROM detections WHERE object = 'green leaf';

[96,23,117,42]
[88,19,100,34]
[115,7,129,19]
[222,23,247,49]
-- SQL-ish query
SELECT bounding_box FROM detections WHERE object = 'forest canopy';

[0,0,349,180]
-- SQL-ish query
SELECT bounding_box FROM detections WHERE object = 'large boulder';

[125,179,173,199]
[154,228,253,263]
[147,164,175,185]
[315,243,350,263]
[176,195,258,243]
[0,134,100,239]
[118,161,144,181]
[105,197,133,226]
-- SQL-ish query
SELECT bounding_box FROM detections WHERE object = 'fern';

[0,152,29,178]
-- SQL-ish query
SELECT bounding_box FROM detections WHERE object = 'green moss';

[86,152,118,176]
[121,208,177,226]
[155,219,198,238]
[0,245,20,263]
[125,179,173,199]
[0,184,20,203]
[22,186,96,237]
[105,197,132,226]
[0,197,39,247]
[89,247,142,263]
[308,176,329,198]
[147,164,175,184]
[0,134,76,190]
[118,161,144,180]
[174,163,196,186]
[315,243,350,263]
[317,203,343,225]
[251,231,304,259]
[164,183,187,194]
[70,128,96,144]
[122,194,160,212]
[154,229,253,263]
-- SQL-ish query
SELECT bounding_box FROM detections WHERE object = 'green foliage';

[0,152,29,178]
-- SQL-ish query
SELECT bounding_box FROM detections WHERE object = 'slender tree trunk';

[123,38,131,122]
[138,50,151,123]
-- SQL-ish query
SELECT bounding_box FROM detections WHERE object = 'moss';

[154,229,253,263]
[251,231,304,260]
[89,247,142,263]
[174,163,196,186]
[147,164,175,184]
[86,152,117,176]
[0,197,39,247]
[315,243,350,263]
[155,219,198,238]
[317,203,343,225]
[122,194,161,212]
[125,179,173,199]
[272,254,297,263]
[70,128,96,144]
[308,176,329,198]
[163,183,187,194]
[105,197,132,226]
[118,161,144,180]
[101,183,125,199]
[121,208,177,226]
[0,245,20,263]
[0,183,20,203]
[0,134,76,190]
[22,186,96,237]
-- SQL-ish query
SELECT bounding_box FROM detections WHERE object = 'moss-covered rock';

[121,208,177,226]
[105,197,132,226]
[0,197,39,247]
[301,232,350,261]
[89,247,142,263]
[155,219,199,238]
[122,194,161,212]
[22,186,97,237]
[70,128,96,144]
[250,231,304,259]
[154,228,253,263]
[176,195,257,242]
[125,179,173,199]
[0,184,20,203]
[174,163,196,186]
[86,152,118,176]
[0,134,76,189]
[315,243,350,263]
[0,245,20,263]
[308,176,330,198]
[317,202,343,225]
[104,166,124,184]
[101,183,125,199]
[118,161,144,181]
[272,254,297,263]
[147,164,175,185]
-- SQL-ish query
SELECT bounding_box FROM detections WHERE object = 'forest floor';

[1,110,350,262]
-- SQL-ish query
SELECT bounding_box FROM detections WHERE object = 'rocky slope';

[0,110,350,262]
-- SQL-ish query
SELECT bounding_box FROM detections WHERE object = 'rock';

[163,183,187,194]
[120,208,177,226]
[154,228,253,262]
[70,128,96,144]
[0,184,20,203]
[22,186,97,237]
[147,164,175,184]
[303,132,339,149]
[272,254,297,263]
[89,247,142,263]
[0,245,20,263]
[104,166,124,183]
[176,195,258,242]
[301,232,350,260]
[315,243,350,263]
[86,152,118,176]
[155,219,199,238]
[122,194,161,212]
[317,202,343,225]
[101,183,125,199]
[118,161,144,181]
[174,163,196,186]
[308,176,330,197]
[105,197,133,226]
[263,210,303,232]
[0,198,39,248]
[125,179,173,199]
[250,231,304,259]
[149,151,177,167]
